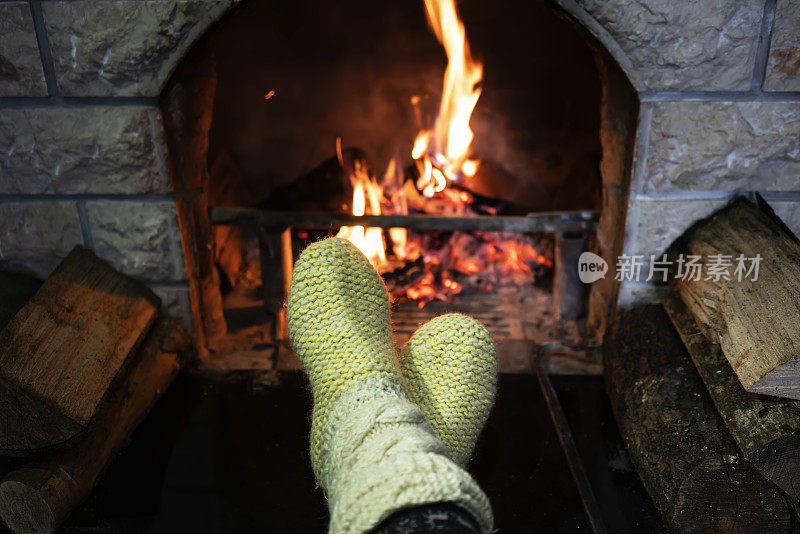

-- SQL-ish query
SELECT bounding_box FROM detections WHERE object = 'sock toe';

[400,313,497,466]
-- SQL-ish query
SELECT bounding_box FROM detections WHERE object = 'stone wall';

[0,0,237,330]
[1,0,799,330]
[557,0,800,307]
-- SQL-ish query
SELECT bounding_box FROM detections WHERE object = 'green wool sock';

[401,314,497,467]
[287,238,492,534]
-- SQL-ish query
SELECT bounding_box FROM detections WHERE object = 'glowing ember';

[385,232,553,307]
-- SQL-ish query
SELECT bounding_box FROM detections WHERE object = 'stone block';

[577,0,762,90]
[635,102,800,192]
[623,196,732,258]
[43,0,237,96]
[0,3,47,96]
[150,284,194,333]
[765,0,800,91]
[617,281,666,310]
[0,201,83,278]
[86,201,186,282]
[770,200,800,238]
[0,107,171,195]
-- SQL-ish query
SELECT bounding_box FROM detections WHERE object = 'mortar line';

[633,191,738,201]
[28,0,59,96]
[633,190,800,201]
[751,0,778,92]
[0,194,175,202]
[76,199,95,251]
[640,90,800,102]
[139,280,190,289]
[757,190,800,201]
[0,96,159,108]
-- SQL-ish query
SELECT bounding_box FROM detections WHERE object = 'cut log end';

[671,456,792,533]
[747,355,800,400]
[0,475,55,534]
[749,433,800,506]
[0,376,82,456]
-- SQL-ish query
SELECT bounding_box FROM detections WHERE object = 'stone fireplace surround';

[0,0,799,346]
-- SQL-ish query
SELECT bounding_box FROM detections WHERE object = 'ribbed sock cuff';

[314,376,493,534]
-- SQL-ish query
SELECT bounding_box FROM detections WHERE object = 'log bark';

[663,292,800,511]
[0,246,159,454]
[0,318,193,534]
[670,196,800,400]
[604,304,792,532]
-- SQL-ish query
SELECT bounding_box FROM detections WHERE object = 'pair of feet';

[287,238,497,533]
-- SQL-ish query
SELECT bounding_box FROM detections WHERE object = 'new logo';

[578,252,608,283]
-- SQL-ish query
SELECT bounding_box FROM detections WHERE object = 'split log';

[0,247,160,455]
[0,318,194,534]
[604,304,793,532]
[663,293,800,510]
[670,196,800,400]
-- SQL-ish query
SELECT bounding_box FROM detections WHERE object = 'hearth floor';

[0,371,663,533]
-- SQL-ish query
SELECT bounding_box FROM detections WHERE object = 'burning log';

[0,318,194,534]
[670,197,800,400]
[663,293,800,511]
[459,159,554,214]
[0,247,160,455]
[604,304,793,532]
[259,147,370,213]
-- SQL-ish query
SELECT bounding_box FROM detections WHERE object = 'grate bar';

[209,206,598,234]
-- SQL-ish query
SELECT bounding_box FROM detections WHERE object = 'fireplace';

[1,0,800,531]
[158,0,638,370]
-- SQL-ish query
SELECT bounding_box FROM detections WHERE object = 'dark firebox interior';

[202,0,602,212]
[185,0,608,365]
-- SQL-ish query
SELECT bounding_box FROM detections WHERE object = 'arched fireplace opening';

[161,0,638,369]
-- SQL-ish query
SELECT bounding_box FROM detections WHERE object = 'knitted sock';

[400,314,497,467]
[287,238,492,534]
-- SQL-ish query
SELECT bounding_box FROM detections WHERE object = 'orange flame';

[330,2,553,308]
[335,159,388,270]
[413,0,482,196]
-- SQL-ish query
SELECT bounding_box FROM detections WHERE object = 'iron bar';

[535,349,608,534]
[209,206,599,234]
[554,231,590,323]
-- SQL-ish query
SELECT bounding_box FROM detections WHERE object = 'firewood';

[604,304,793,532]
[670,197,800,400]
[0,318,193,534]
[258,147,368,213]
[663,293,800,511]
[0,246,160,455]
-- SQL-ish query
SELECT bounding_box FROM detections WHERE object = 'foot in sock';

[400,313,497,467]
[286,238,492,534]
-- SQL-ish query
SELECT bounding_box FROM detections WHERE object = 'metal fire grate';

[209,206,599,361]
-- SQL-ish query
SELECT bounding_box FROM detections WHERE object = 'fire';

[328,0,553,307]
[413,0,482,196]
[335,156,388,270]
